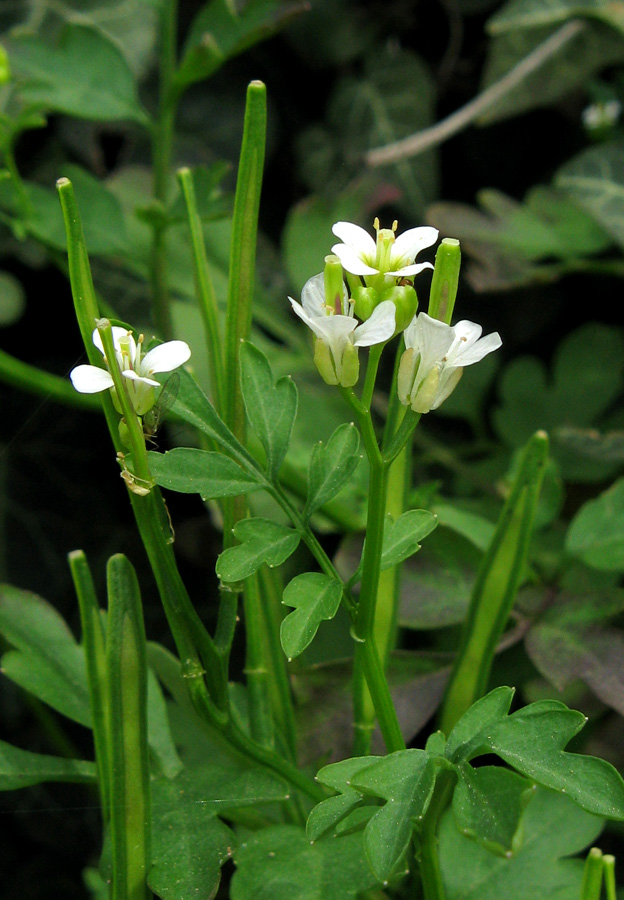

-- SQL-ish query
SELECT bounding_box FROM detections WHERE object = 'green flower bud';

[380,284,418,334]
[340,340,360,388]
[428,238,461,324]
[352,286,380,321]
[118,417,132,448]
[313,338,339,385]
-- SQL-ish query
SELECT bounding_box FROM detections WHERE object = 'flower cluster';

[289,219,501,411]
[70,326,191,417]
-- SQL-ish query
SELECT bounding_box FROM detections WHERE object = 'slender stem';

[177,167,226,413]
[366,20,585,167]
[418,772,454,900]
[150,0,179,338]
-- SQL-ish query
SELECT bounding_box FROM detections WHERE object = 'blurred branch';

[366,19,585,167]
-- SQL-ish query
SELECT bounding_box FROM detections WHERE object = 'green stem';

[418,771,454,900]
[150,0,179,338]
[0,347,99,409]
[177,166,226,413]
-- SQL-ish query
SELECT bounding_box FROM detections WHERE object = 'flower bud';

[380,284,418,334]
[428,238,461,324]
[352,286,380,321]
[313,338,339,385]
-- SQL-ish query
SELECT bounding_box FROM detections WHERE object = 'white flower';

[288,272,396,387]
[331,219,438,281]
[398,313,502,414]
[70,326,191,416]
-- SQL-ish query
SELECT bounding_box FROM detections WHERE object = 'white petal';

[391,226,438,267]
[300,272,327,318]
[313,314,358,348]
[331,243,379,276]
[92,325,135,357]
[405,314,455,369]
[454,331,502,366]
[123,370,161,388]
[353,301,396,346]
[70,364,114,393]
[141,340,191,375]
[386,261,434,277]
[331,221,377,256]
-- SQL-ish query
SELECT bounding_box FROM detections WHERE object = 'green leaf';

[488,0,624,37]
[304,423,361,520]
[351,750,437,882]
[240,341,298,480]
[7,23,149,124]
[146,669,183,779]
[493,324,624,479]
[379,509,437,570]
[479,22,624,124]
[216,518,300,583]
[0,584,91,726]
[446,687,515,762]
[453,764,536,855]
[525,590,624,715]
[231,824,379,900]
[557,142,624,250]
[566,478,624,570]
[150,762,288,900]
[440,786,603,900]
[280,573,343,659]
[0,740,96,790]
[484,701,624,819]
[176,0,304,89]
[148,447,265,500]
[307,757,383,841]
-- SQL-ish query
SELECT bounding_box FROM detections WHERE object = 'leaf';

[554,426,624,464]
[379,509,437,570]
[148,447,265,500]
[488,0,624,37]
[240,342,298,480]
[280,573,343,659]
[7,23,149,124]
[150,761,288,900]
[398,527,480,629]
[493,323,624,478]
[304,423,361,520]
[439,786,604,900]
[485,701,624,819]
[351,750,437,882]
[231,824,379,900]
[525,589,624,716]
[479,22,624,124]
[453,765,536,855]
[446,687,515,762]
[216,518,300,583]
[307,756,383,841]
[557,141,624,251]
[146,669,183,779]
[0,740,96,790]
[0,584,91,726]
[566,478,624,570]
[176,0,305,89]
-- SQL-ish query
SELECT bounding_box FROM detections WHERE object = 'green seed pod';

[428,238,461,324]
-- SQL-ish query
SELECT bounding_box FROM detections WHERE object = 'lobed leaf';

[216,518,300,583]
[0,740,96,791]
[566,478,624,571]
[379,509,437,571]
[304,423,361,520]
[148,447,265,500]
[280,573,343,659]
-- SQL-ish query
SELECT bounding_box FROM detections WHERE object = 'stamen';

[392,220,398,232]
[373,217,380,233]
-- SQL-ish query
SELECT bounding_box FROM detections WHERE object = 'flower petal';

[391,226,438,267]
[92,325,135,357]
[123,370,161,388]
[404,314,455,369]
[70,364,115,393]
[331,221,377,257]
[353,300,396,346]
[141,340,191,375]
[331,243,379,276]
[454,330,502,366]
[386,262,434,278]
[300,272,327,318]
